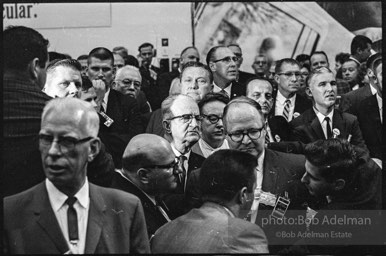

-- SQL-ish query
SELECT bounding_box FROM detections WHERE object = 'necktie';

[177,155,187,192]
[66,197,79,242]
[324,116,332,139]
[219,89,229,98]
[283,100,291,121]
[265,125,271,144]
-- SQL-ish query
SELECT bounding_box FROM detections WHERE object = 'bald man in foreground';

[111,134,181,238]
[3,98,149,254]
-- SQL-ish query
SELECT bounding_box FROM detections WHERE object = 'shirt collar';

[46,178,89,211]
[376,93,382,107]
[213,83,232,96]
[170,143,191,160]
[103,87,110,106]
[370,84,378,95]
[277,90,296,105]
[256,149,265,173]
[314,107,334,124]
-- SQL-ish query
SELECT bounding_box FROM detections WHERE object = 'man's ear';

[209,62,216,72]
[333,179,346,192]
[238,187,248,205]
[367,69,376,80]
[274,73,280,84]
[111,81,117,90]
[137,168,150,184]
[28,57,41,80]
[162,120,171,134]
[88,138,101,162]
[306,87,313,98]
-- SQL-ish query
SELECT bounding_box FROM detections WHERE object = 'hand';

[92,79,106,103]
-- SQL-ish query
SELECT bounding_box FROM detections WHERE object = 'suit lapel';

[34,183,69,254]
[332,110,350,139]
[308,110,325,140]
[366,96,382,141]
[262,150,279,194]
[85,184,105,254]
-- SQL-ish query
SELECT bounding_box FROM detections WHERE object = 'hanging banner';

[3,3,111,29]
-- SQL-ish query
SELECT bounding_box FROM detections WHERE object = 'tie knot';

[285,99,291,105]
[178,155,187,164]
[324,116,330,122]
[66,197,77,207]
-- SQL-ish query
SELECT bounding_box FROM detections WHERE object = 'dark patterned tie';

[219,89,229,98]
[66,197,79,242]
[177,155,187,192]
[324,116,332,139]
[283,99,291,121]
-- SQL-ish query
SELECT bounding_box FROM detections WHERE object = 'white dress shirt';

[213,83,232,98]
[376,93,382,123]
[315,108,334,139]
[198,138,229,158]
[46,178,90,254]
[171,144,191,189]
[275,91,296,121]
[102,87,111,112]
[249,150,265,223]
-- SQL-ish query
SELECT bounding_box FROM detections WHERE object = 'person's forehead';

[228,45,241,54]
[52,66,81,78]
[89,57,113,66]
[114,54,124,62]
[171,97,198,114]
[305,160,324,179]
[182,48,199,58]
[202,100,226,113]
[215,47,234,58]
[140,46,153,52]
[182,66,209,79]
[311,54,327,62]
[42,108,87,136]
[117,69,142,81]
[226,103,263,126]
[255,55,267,62]
[248,80,272,93]
[280,63,300,71]
[310,72,335,85]
[342,61,357,68]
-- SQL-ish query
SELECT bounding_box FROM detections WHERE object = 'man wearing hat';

[110,134,181,238]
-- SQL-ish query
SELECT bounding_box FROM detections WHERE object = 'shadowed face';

[301,160,335,196]
[201,100,227,148]
[246,79,273,116]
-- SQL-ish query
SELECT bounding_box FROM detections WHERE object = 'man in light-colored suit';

[151,149,269,253]
[3,97,150,254]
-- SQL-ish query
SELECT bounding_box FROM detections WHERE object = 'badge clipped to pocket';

[271,191,290,219]
[100,111,114,127]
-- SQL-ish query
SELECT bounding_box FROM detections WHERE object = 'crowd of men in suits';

[3,25,383,254]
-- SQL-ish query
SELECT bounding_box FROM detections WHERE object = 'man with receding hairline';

[111,133,181,238]
[4,97,150,254]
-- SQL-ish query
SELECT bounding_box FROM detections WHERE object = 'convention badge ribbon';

[100,111,114,127]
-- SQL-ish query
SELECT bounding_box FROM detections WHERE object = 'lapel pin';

[332,128,340,138]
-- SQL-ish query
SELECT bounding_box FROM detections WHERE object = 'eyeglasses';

[143,159,179,172]
[202,114,223,124]
[278,72,301,78]
[227,128,264,142]
[167,114,203,124]
[116,79,141,88]
[39,134,94,153]
[212,56,239,64]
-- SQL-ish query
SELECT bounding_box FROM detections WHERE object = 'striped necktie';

[265,125,271,144]
[283,100,291,121]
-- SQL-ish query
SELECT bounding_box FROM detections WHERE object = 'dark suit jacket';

[140,65,162,110]
[3,182,150,254]
[110,171,169,238]
[156,70,180,106]
[268,115,292,142]
[145,108,164,137]
[339,84,373,116]
[290,108,368,152]
[357,94,383,159]
[159,151,205,220]
[150,202,269,253]
[185,149,310,253]
[230,81,246,99]
[99,89,143,168]
[272,92,312,120]
[237,70,256,87]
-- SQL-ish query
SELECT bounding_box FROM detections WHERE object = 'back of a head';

[351,35,372,55]
[200,149,256,202]
[49,52,70,62]
[88,47,114,65]
[122,134,172,173]
[4,25,49,71]
[366,52,382,72]
[295,54,310,63]
[304,138,358,184]
[125,55,139,67]
[77,54,89,61]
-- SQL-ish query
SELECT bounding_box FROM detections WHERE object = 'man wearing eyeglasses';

[3,97,150,254]
[223,96,310,252]
[87,47,143,168]
[192,92,230,158]
[228,44,256,87]
[160,94,206,218]
[111,134,181,238]
[207,45,246,99]
[252,54,270,79]
[273,58,312,122]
